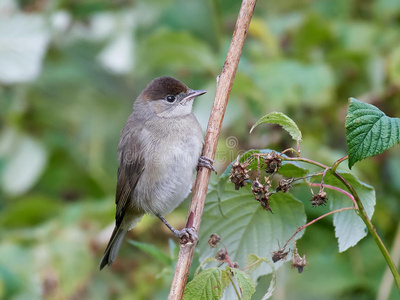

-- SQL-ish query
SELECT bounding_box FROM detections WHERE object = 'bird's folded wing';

[115,129,145,227]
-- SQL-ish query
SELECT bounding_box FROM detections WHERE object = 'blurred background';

[1,0,400,299]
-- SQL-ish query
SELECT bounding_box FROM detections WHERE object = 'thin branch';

[278,156,329,169]
[332,171,400,291]
[168,1,258,299]
[282,207,357,250]
[331,155,348,173]
[377,222,400,299]
[280,147,300,157]
[227,273,242,299]
[224,253,236,269]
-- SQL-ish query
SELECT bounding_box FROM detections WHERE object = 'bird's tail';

[99,226,128,270]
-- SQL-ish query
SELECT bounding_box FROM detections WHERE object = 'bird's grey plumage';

[100,77,205,269]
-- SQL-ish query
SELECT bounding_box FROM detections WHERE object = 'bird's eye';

[166,95,176,103]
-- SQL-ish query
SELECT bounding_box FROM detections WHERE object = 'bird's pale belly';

[131,141,201,216]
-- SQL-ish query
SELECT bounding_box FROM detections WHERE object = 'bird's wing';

[115,125,145,227]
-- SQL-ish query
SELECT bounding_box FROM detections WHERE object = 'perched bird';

[100,76,212,270]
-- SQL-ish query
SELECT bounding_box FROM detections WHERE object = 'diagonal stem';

[168,1,258,299]
[282,207,357,250]
[332,171,400,291]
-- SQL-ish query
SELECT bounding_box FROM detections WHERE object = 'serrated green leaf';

[345,98,400,168]
[221,270,232,292]
[183,268,226,300]
[230,268,256,300]
[199,182,306,279]
[323,171,375,252]
[128,240,172,265]
[250,112,302,141]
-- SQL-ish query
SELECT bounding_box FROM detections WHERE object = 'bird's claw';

[197,156,217,174]
[173,227,198,244]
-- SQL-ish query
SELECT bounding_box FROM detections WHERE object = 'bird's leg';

[197,156,217,174]
[156,215,198,243]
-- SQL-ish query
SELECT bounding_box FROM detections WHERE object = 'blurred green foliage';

[1,0,400,299]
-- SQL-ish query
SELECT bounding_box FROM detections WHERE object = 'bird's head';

[139,76,206,118]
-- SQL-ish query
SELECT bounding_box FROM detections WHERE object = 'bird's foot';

[157,215,198,245]
[172,227,198,244]
[197,156,217,174]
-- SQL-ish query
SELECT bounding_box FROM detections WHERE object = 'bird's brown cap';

[140,77,189,101]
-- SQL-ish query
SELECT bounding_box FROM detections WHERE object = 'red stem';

[283,207,357,249]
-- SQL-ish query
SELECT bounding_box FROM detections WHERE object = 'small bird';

[100,76,212,270]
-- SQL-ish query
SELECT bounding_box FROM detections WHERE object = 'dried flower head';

[264,152,281,173]
[208,234,221,248]
[272,248,290,263]
[260,197,273,213]
[251,180,273,213]
[215,248,228,262]
[311,191,328,207]
[276,178,294,193]
[251,180,266,201]
[229,159,249,190]
[291,251,307,273]
[232,262,239,268]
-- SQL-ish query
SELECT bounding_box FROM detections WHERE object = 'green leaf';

[346,98,400,168]
[1,134,48,196]
[252,61,334,110]
[278,163,308,178]
[0,14,50,84]
[230,268,256,300]
[245,254,276,299]
[183,268,227,300]
[138,29,216,74]
[195,257,217,276]
[198,182,306,278]
[128,240,172,265]
[324,171,375,252]
[250,112,302,141]
[0,196,61,228]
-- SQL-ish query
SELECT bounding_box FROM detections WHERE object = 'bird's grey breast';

[133,114,203,215]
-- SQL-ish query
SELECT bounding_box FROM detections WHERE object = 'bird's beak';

[183,89,207,101]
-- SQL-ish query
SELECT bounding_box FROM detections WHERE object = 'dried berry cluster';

[208,233,221,248]
[276,178,294,193]
[272,247,289,263]
[252,180,272,212]
[229,160,249,190]
[291,247,307,273]
[207,234,239,268]
[264,151,282,173]
[229,152,291,212]
[311,191,328,207]
[272,242,306,273]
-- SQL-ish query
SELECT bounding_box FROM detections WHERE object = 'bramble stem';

[225,253,235,269]
[227,273,241,299]
[332,171,400,291]
[278,156,329,169]
[331,155,348,173]
[282,207,357,250]
[280,148,300,157]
